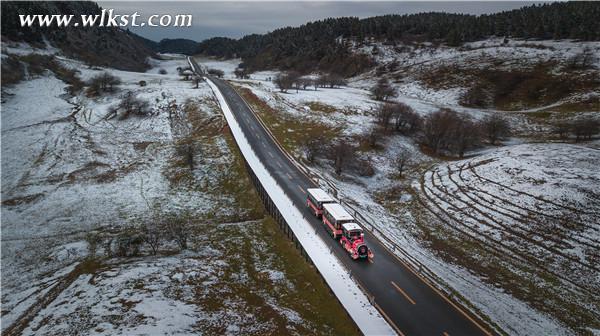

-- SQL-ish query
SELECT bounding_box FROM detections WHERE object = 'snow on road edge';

[206,77,397,336]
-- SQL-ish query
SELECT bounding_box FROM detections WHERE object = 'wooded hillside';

[196,2,600,76]
[1,1,155,71]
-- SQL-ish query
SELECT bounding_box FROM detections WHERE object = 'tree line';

[373,103,511,158]
[301,103,512,178]
[274,72,347,93]
[196,2,600,75]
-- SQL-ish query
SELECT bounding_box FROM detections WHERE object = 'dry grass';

[232,85,342,157]
[418,61,600,111]
[158,97,359,334]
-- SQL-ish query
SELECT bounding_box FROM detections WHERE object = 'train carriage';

[306,188,335,218]
[322,203,354,239]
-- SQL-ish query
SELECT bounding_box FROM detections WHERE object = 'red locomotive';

[340,223,374,260]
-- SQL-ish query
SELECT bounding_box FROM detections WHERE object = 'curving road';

[191,58,495,336]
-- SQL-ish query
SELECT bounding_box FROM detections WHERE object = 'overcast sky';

[97,1,544,42]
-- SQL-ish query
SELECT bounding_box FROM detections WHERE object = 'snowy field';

[352,38,600,111]
[418,143,600,332]
[1,49,357,335]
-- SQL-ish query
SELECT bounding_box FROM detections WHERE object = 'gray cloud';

[97,1,544,42]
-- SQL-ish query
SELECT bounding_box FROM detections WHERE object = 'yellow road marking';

[286,173,293,179]
[391,281,416,305]
[386,248,493,335]
[298,185,306,194]
[373,302,406,336]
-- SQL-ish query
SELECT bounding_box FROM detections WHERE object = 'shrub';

[274,72,294,93]
[115,227,143,257]
[207,68,224,78]
[117,92,151,119]
[355,159,375,177]
[481,114,511,145]
[371,78,396,101]
[421,108,483,156]
[1,55,25,86]
[87,72,121,96]
[572,118,599,142]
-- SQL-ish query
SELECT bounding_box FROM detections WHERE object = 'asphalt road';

[192,58,493,336]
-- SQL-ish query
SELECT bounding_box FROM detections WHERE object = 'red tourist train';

[307,188,374,261]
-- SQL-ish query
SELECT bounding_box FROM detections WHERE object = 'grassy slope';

[164,98,359,335]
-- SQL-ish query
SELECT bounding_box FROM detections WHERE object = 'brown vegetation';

[86,72,121,96]
[456,62,600,110]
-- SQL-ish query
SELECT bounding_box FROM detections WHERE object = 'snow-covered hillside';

[1,49,357,335]
[419,144,599,333]
[353,38,600,114]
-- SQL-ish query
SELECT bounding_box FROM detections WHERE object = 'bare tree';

[283,71,301,92]
[102,235,114,258]
[572,118,600,142]
[450,115,481,158]
[393,103,422,134]
[326,74,347,88]
[481,114,511,145]
[312,78,320,91]
[331,140,355,175]
[87,72,121,95]
[376,103,396,131]
[371,78,396,101]
[460,83,490,107]
[316,73,347,89]
[395,148,412,178]
[141,223,163,255]
[118,92,151,119]
[274,73,293,93]
[116,228,143,257]
[303,135,326,163]
[85,232,102,259]
[300,78,313,90]
[364,125,383,149]
[552,122,571,140]
[167,217,189,251]
[234,68,250,79]
[355,158,375,177]
[421,109,459,154]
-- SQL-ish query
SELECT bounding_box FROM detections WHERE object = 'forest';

[196,2,600,76]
